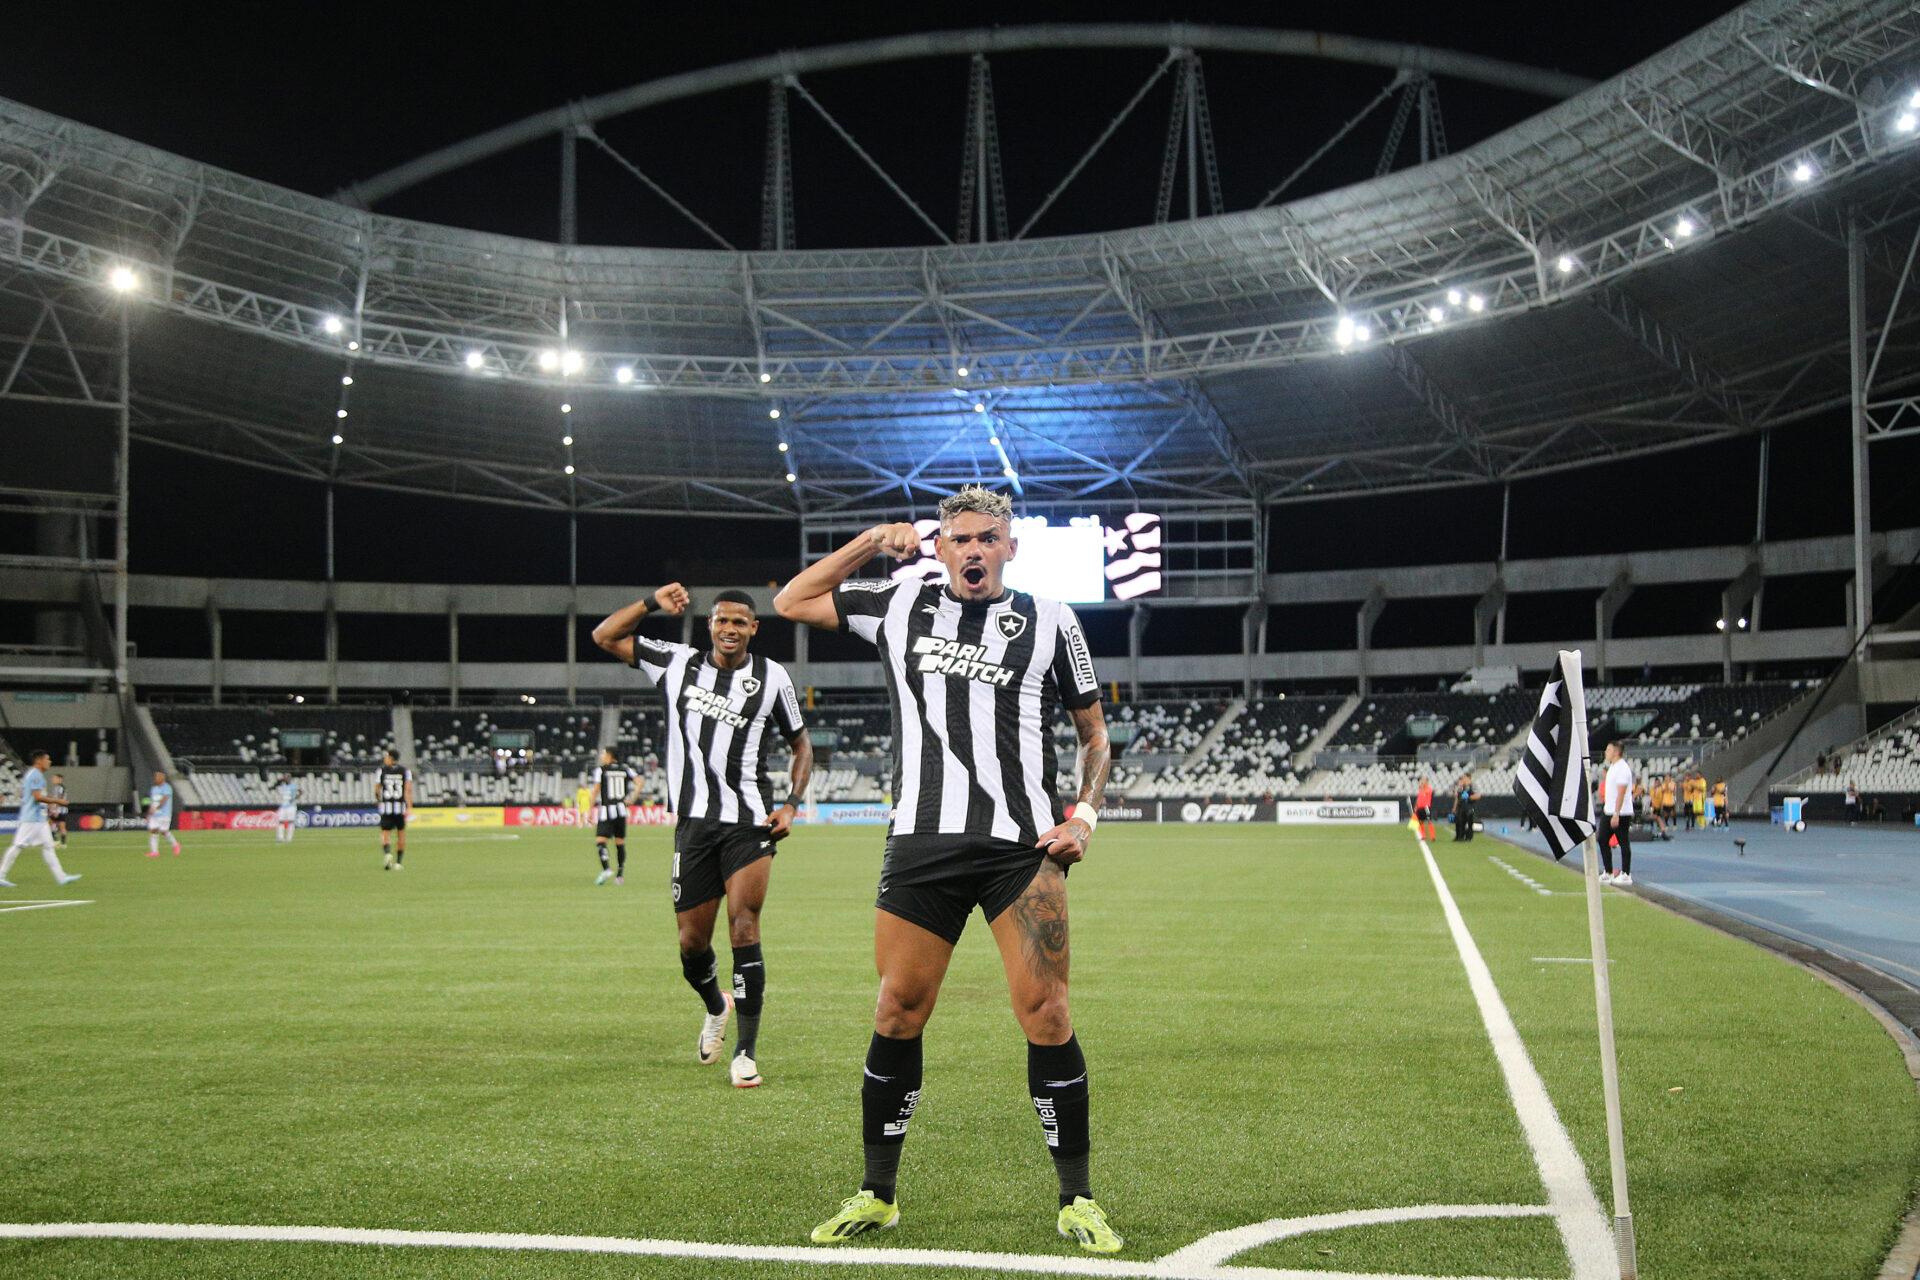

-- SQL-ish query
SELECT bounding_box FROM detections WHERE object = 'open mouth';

[962,565,986,587]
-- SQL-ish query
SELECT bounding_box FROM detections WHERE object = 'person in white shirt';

[1599,741,1635,886]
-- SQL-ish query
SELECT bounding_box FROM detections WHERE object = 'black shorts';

[596,816,627,840]
[379,813,406,832]
[1415,806,1430,821]
[876,832,1053,945]
[672,818,772,911]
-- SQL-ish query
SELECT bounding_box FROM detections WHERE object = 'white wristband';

[1067,803,1099,835]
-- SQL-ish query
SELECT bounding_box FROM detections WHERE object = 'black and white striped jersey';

[833,580,1100,843]
[627,641,806,825]
[591,762,633,824]
[375,764,411,816]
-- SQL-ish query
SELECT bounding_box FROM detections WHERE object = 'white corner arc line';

[1155,1203,1551,1271]
[0,1220,1557,1280]
[0,899,94,914]
[1416,837,1615,1280]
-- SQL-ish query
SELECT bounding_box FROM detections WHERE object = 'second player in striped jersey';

[590,748,634,886]
[593,584,814,1090]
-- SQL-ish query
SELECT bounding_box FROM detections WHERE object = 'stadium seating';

[1329,691,1533,754]
[1594,682,1806,745]
[148,705,395,766]
[1789,718,1920,794]
[413,707,599,767]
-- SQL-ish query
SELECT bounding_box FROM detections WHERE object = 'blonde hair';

[937,484,1013,531]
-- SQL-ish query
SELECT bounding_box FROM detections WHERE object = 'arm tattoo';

[1013,873,1070,982]
[1070,703,1110,810]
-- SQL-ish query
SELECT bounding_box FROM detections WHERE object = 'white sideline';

[0,1218,1554,1280]
[0,899,93,914]
[1417,837,1615,1280]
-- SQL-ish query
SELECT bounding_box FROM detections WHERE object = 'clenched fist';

[652,582,691,615]
[868,523,922,561]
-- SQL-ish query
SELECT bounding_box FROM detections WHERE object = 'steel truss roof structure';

[0,0,1918,520]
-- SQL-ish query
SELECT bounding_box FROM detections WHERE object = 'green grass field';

[0,822,1914,1279]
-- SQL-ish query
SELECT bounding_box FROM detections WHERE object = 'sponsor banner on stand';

[177,807,382,831]
[74,815,156,832]
[1096,803,1154,823]
[410,807,506,829]
[809,802,893,825]
[503,804,671,828]
[1173,800,1275,823]
[1273,800,1402,824]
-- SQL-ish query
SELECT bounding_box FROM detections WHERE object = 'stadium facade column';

[206,600,222,706]
[447,604,460,709]
[1127,603,1150,699]
[1495,483,1511,645]
[1473,576,1506,669]
[1241,602,1262,699]
[1751,432,1769,634]
[1594,570,1632,683]
[1848,217,1872,644]
[113,298,130,693]
[1355,585,1386,696]
[564,602,578,704]
[1719,558,1763,682]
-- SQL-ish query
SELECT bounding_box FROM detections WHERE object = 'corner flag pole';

[1564,652,1637,1278]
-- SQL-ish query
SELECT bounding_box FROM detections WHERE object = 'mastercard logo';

[79,814,104,831]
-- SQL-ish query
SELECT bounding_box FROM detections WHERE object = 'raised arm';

[1035,701,1111,865]
[774,524,920,630]
[592,583,691,665]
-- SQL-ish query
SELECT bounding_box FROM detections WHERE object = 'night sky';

[4,1,1914,671]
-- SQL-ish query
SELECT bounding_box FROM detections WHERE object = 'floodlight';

[538,349,560,371]
[956,365,969,378]
[560,350,583,375]
[108,265,139,293]
[1352,323,1371,343]
[464,351,485,369]
[777,441,789,452]
[1002,466,1017,479]
[785,471,797,483]
[615,366,634,384]
[341,375,353,386]
[759,371,772,383]
[560,403,572,414]
[1675,216,1696,238]
[1556,254,1578,274]
[973,402,986,413]
[1334,315,1356,348]
[1791,160,1814,183]
[1427,306,1446,324]
[1715,618,1727,631]
[769,408,781,419]
[336,408,348,419]
[564,464,575,475]
[988,434,1000,446]
[331,433,344,445]
[562,435,573,446]
[1446,289,1463,306]
[322,315,343,334]
[346,340,359,351]
[1467,293,1486,313]
[1737,617,1748,629]
[1896,111,1919,135]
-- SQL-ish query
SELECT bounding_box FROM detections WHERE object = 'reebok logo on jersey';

[682,684,749,727]
[911,635,1014,686]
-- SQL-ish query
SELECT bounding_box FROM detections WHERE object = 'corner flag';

[1515,650,1596,860]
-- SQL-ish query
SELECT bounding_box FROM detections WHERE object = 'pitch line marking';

[0,1216,1560,1280]
[1417,837,1615,1280]
[1485,855,1552,897]
[0,899,93,914]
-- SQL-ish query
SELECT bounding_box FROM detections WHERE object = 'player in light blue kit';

[275,775,300,844]
[0,749,81,888]
[146,770,182,858]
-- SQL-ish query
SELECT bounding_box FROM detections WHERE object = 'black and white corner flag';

[1515,650,1596,860]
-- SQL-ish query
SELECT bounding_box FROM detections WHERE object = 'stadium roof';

[0,0,1916,518]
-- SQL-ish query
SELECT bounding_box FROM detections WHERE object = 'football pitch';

[1,823,1915,1280]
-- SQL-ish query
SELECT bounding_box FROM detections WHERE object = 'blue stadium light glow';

[956,364,969,378]
[973,402,985,412]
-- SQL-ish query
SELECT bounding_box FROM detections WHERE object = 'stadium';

[3,1,1920,1276]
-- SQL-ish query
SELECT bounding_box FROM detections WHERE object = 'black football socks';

[680,946,727,1016]
[1029,1036,1092,1206]
[860,1031,923,1204]
[732,943,765,1060]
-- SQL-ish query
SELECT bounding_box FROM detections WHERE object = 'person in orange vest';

[1413,776,1435,842]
